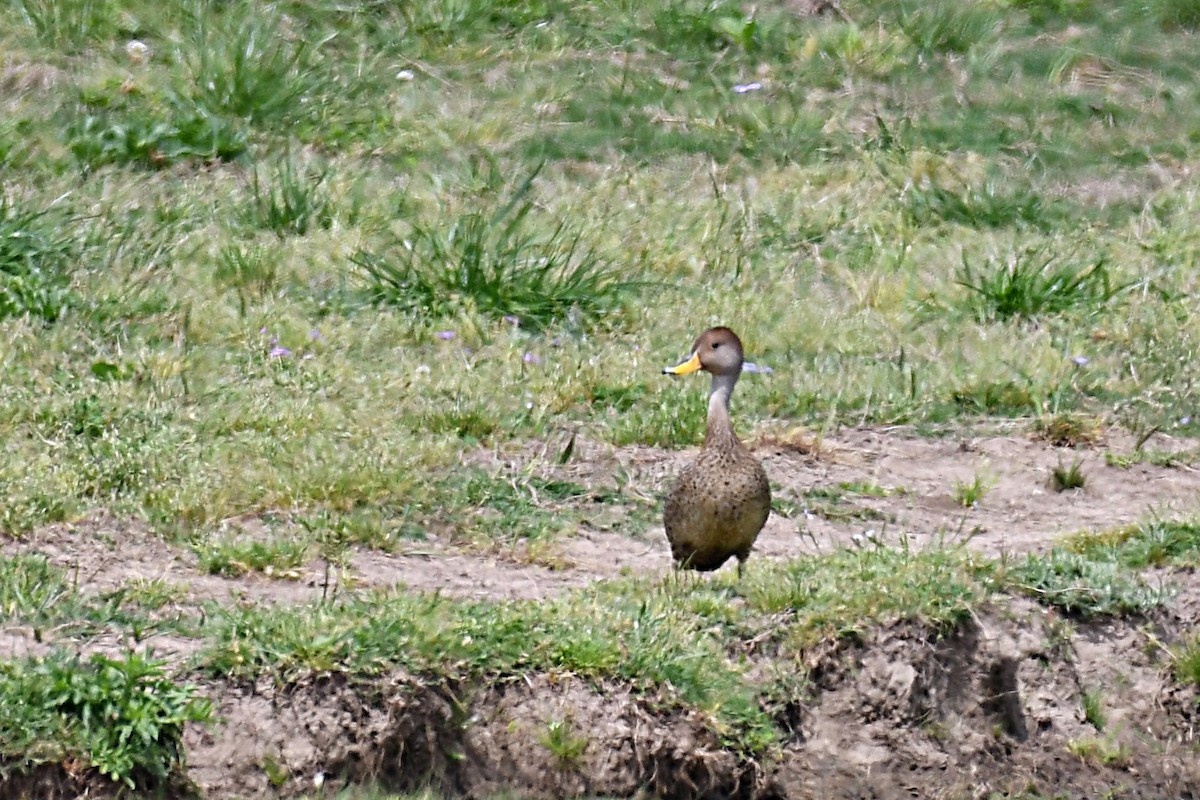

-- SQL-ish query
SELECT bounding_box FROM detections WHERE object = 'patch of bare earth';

[8,427,1200,607]
[5,428,1200,798]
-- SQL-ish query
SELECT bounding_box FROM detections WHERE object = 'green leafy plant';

[0,650,212,788]
[68,104,247,170]
[1004,549,1168,617]
[0,195,75,322]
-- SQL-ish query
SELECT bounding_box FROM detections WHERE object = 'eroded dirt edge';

[10,591,1198,800]
[186,588,1200,799]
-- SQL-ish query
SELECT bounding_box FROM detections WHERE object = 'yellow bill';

[662,352,702,375]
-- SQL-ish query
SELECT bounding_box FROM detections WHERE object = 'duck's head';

[662,326,745,378]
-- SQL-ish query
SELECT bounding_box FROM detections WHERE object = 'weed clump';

[353,165,638,331]
[1033,413,1103,448]
[955,249,1130,323]
[1051,459,1087,491]
[1002,549,1168,617]
[0,650,211,789]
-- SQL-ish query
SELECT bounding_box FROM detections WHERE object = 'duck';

[661,326,771,579]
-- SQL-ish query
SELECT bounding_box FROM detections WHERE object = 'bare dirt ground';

[4,426,1200,798]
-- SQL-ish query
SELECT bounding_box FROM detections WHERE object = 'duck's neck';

[704,371,740,449]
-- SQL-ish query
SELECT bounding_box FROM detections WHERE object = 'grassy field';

[3,0,1200,793]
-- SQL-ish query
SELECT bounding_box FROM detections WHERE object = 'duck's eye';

[711,341,721,349]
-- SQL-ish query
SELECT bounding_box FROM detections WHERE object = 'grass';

[1081,688,1106,730]
[187,536,999,752]
[0,194,75,322]
[351,164,640,332]
[1001,523,1189,617]
[954,249,1130,324]
[540,717,590,767]
[1170,636,1200,688]
[1,0,1199,536]
[194,529,312,578]
[1004,550,1167,617]
[241,156,334,239]
[953,472,993,508]
[1033,413,1103,448]
[1062,520,1200,568]
[1050,458,1087,491]
[1065,735,1132,767]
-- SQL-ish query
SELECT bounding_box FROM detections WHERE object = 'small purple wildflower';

[309,329,323,341]
[259,326,268,335]
[522,351,541,364]
[550,337,563,348]
[268,346,292,358]
[733,81,763,94]
[1181,416,1192,426]
[503,315,520,326]
[742,361,774,374]
[436,331,455,341]
[1070,355,1089,367]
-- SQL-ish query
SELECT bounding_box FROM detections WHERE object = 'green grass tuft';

[241,156,334,239]
[746,540,990,646]
[955,249,1129,323]
[9,0,119,50]
[0,552,78,621]
[1171,636,1200,688]
[1051,459,1087,492]
[67,105,248,171]
[353,165,639,331]
[895,0,999,54]
[195,530,312,578]
[1151,0,1200,29]
[1081,687,1106,730]
[953,472,992,508]
[180,0,330,127]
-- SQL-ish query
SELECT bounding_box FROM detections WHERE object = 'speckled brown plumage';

[661,327,771,577]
